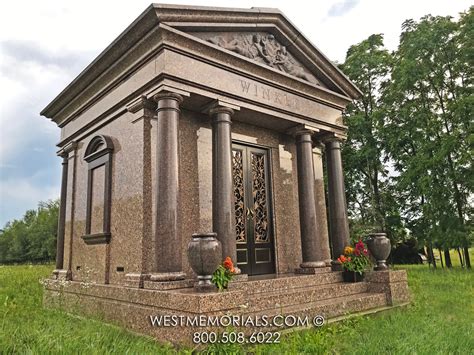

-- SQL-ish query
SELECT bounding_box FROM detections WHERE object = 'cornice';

[40,4,361,124]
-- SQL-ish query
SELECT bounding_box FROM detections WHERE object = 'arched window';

[81,135,114,245]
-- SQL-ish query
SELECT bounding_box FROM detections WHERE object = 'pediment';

[42,4,362,121]
[192,31,322,86]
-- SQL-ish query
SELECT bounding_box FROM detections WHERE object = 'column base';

[149,271,186,282]
[52,269,72,280]
[300,261,327,268]
[295,266,332,274]
[124,273,150,288]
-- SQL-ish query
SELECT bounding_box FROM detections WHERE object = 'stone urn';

[187,233,222,292]
[367,232,391,271]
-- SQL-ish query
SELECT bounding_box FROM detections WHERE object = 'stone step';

[245,281,368,312]
[230,272,344,293]
[243,292,388,332]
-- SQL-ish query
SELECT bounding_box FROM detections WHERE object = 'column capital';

[153,92,183,105]
[319,132,347,144]
[209,106,235,118]
[56,141,77,158]
[126,95,157,114]
[296,131,314,144]
[287,124,319,138]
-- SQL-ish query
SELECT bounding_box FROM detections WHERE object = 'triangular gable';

[42,4,362,121]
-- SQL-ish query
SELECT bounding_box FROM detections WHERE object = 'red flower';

[355,240,365,251]
[354,248,361,256]
[363,249,368,256]
[223,257,234,271]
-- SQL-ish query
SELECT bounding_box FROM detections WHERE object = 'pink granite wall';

[70,111,145,284]
[66,108,303,285]
[177,110,302,276]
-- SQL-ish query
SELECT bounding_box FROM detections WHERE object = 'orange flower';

[223,257,234,271]
[337,255,347,263]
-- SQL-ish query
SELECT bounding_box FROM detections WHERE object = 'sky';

[0,0,471,227]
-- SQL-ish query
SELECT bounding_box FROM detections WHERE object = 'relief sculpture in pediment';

[194,32,320,85]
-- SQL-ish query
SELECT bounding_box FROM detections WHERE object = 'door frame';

[232,139,277,275]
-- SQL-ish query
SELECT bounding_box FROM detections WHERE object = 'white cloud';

[0,176,59,225]
[327,0,360,17]
[0,0,472,225]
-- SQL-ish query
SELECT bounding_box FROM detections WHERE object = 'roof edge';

[41,3,361,120]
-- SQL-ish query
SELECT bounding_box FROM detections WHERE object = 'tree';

[382,10,473,267]
[340,34,405,243]
[0,199,59,264]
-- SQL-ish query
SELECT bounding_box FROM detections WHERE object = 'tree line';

[340,7,472,268]
[0,200,58,264]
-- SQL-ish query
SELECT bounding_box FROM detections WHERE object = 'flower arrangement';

[337,240,371,275]
[211,257,236,291]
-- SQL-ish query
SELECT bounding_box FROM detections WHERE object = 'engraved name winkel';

[238,79,299,109]
[194,32,320,85]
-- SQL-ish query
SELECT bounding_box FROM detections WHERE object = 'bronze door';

[232,143,275,275]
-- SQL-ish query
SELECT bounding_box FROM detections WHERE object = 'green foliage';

[211,265,233,291]
[1,263,472,353]
[0,200,59,264]
[382,8,473,252]
[340,34,405,244]
[340,7,473,257]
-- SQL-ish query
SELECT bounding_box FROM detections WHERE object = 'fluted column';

[325,138,350,265]
[54,152,68,271]
[210,105,237,266]
[295,130,326,269]
[150,92,185,281]
[313,143,332,266]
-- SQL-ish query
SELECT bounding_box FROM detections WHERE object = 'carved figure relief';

[194,32,320,85]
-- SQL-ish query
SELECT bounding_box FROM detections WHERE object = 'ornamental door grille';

[232,143,276,275]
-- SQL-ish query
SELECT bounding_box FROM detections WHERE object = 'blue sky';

[0,0,471,227]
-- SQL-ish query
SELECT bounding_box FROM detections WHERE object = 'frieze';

[194,32,320,85]
[238,79,299,109]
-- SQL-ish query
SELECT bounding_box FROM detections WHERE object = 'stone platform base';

[295,266,332,274]
[43,270,409,346]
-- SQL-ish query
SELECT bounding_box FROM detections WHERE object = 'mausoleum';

[41,4,409,344]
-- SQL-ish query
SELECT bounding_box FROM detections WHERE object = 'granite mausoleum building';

[42,4,409,343]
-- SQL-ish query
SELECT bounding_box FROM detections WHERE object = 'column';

[295,130,326,269]
[54,152,68,272]
[150,92,185,281]
[313,143,332,266]
[210,105,238,267]
[124,96,156,288]
[325,138,350,265]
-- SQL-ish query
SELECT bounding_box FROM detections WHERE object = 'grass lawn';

[0,262,472,354]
